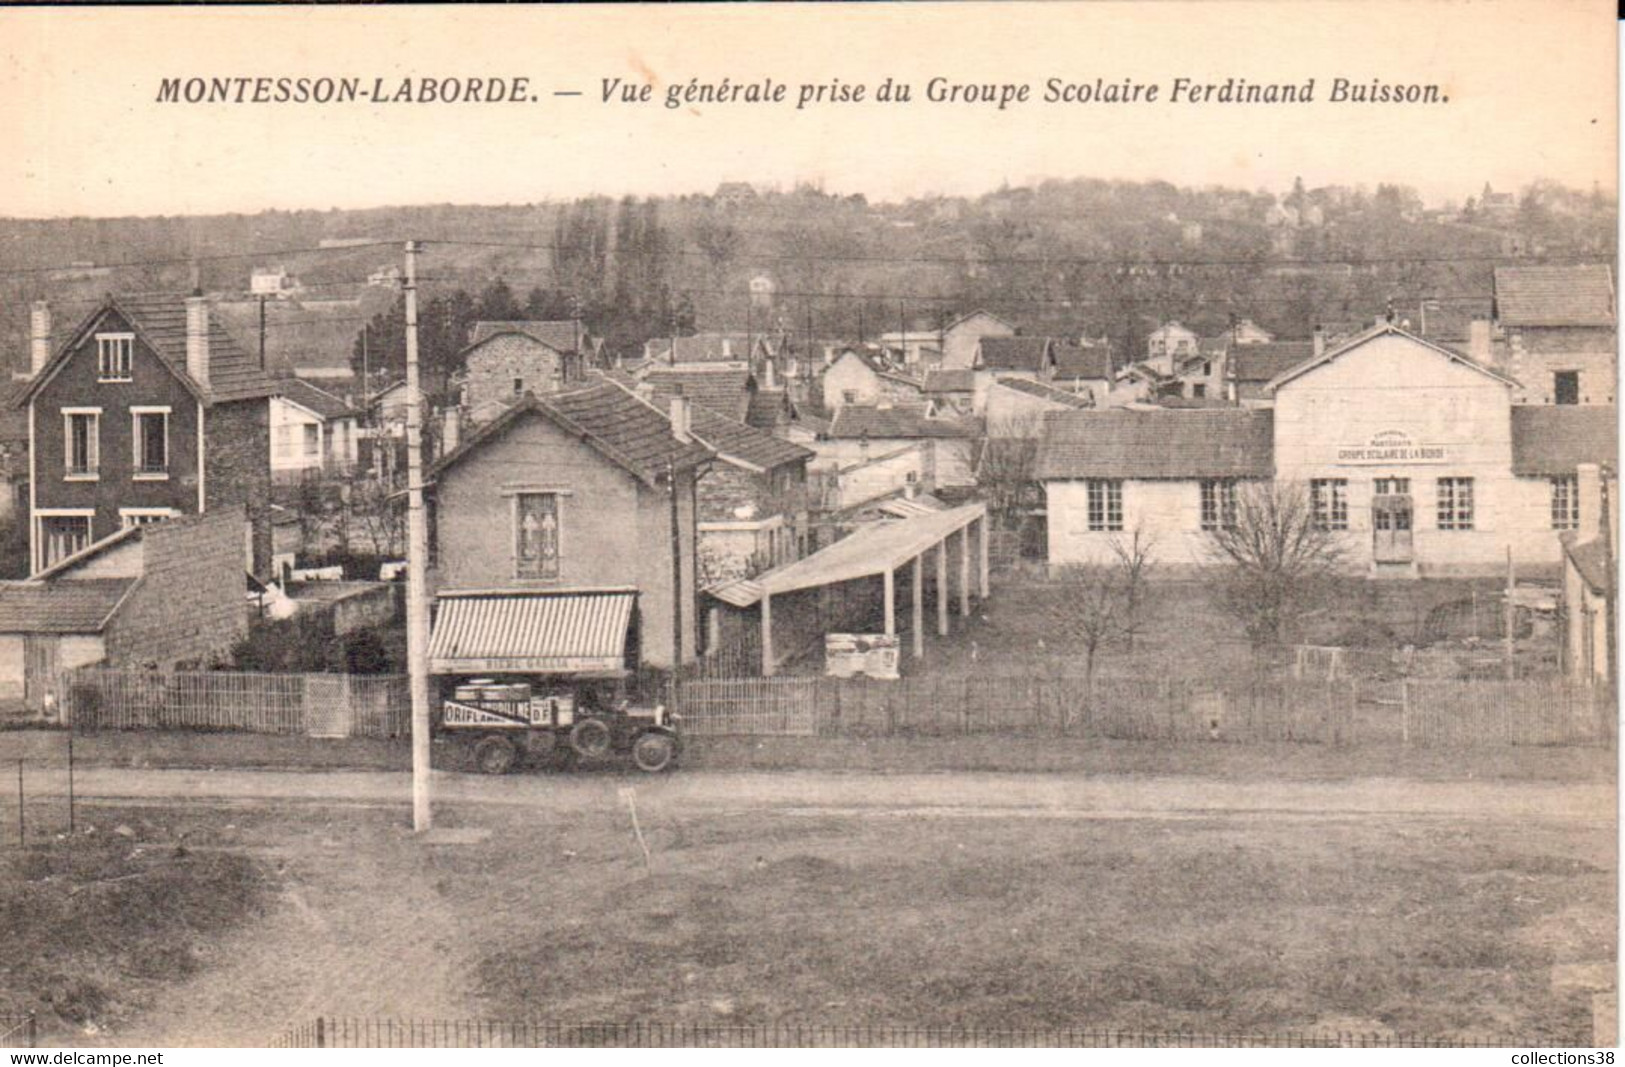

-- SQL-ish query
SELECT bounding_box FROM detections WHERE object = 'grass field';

[7,781,1609,1047]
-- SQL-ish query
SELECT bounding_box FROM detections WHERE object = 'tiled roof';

[647,333,756,364]
[976,337,1054,373]
[432,379,713,487]
[108,293,278,404]
[990,377,1094,409]
[827,404,979,440]
[922,369,975,394]
[275,377,357,421]
[1227,341,1317,383]
[1053,342,1112,382]
[0,578,136,633]
[641,367,753,422]
[1035,409,1275,480]
[468,320,585,352]
[1494,266,1615,328]
[1509,405,1618,475]
[687,404,812,472]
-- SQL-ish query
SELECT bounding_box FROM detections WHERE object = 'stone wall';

[104,507,250,668]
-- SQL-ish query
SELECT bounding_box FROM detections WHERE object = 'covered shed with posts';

[704,502,991,676]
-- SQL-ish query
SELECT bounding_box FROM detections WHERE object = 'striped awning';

[429,589,636,675]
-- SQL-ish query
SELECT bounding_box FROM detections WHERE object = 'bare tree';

[1109,526,1157,653]
[1205,480,1347,651]
[1037,563,1125,732]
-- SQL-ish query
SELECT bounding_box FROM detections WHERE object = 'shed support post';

[883,568,896,637]
[959,526,971,615]
[978,513,991,598]
[760,593,774,677]
[912,554,925,659]
[937,540,949,637]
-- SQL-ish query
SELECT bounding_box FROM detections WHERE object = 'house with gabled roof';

[823,402,981,490]
[1492,265,1615,406]
[1039,323,1617,579]
[455,319,593,422]
[427,378,714,670]
[631,370,815,587]
[11,295,276,578]
[270,378,360,483]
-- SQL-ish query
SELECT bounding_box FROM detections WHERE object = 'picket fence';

[60,668,409,739]
[46,667,1614,748]
[671,673,1615,747]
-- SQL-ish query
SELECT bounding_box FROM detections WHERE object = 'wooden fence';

[60,668,408,739]
[272,1018,1511,1048]
[672,673,1613,747]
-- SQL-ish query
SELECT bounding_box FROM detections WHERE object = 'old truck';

[436,676,681,774]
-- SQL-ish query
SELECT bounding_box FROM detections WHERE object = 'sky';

[0,1,1615,218]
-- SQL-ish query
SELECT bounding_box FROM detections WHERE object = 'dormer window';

[97,333,134,382]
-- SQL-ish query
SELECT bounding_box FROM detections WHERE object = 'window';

[132,408,169,478]
[1550,475,1579,530]
[842,390,858,404]
[1086,479,1123,532]
[513,492,562,579]
[302,424,320,459]
[1191,383,1207,398]
[1373,477,1412,532]
[1554,370,1580,406]
[513,377,525,397]
[1373,476,1411,496]
[96,334,133,382]
[1310,478,1348,531]
[1201,361,1212,376]
[120,509,176,530]
[63,409,99,479]
[38,514,92,569]
[1436,477,1475,530]
[1200,479,1237,531]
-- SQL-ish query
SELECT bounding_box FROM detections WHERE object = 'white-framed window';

[1550,475,1579,531]
[120,508,178,530]
[62,408,100,479]
[131,406,170,479]
[1436,477,1475,531]
[513,491,562,579]
[1086,479,1123,532]
[1200,478,1237,531]
[96,333,134,382]
[35,510,94,571]
[1310,478,1348,531]
[302,424,320,459]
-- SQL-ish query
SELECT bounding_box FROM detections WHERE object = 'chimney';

[1312,324,1325,358]
[185,295,211,390]
[762,360,777,391]
[669,394,692,444]
[1468,319,1493,367]
[1576,463,1603,542]
[441,406,461,456]
[26,300,50,378]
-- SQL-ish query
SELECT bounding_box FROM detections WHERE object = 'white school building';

[1038,324,1617,577]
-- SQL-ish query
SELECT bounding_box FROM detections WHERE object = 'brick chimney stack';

[27,300,50,378]
[185,295,211,391]
[1312,324,1325,359]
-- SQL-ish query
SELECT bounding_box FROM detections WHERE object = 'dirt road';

[55,765,1616,825]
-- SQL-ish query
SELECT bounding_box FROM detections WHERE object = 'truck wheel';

[472,734,518,775]
[632,732,677,773]
[569,718,612,760]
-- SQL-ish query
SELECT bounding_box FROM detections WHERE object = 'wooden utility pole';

[403,240,432,832]
[1504,545,1516,681]
[257,295,268,370]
